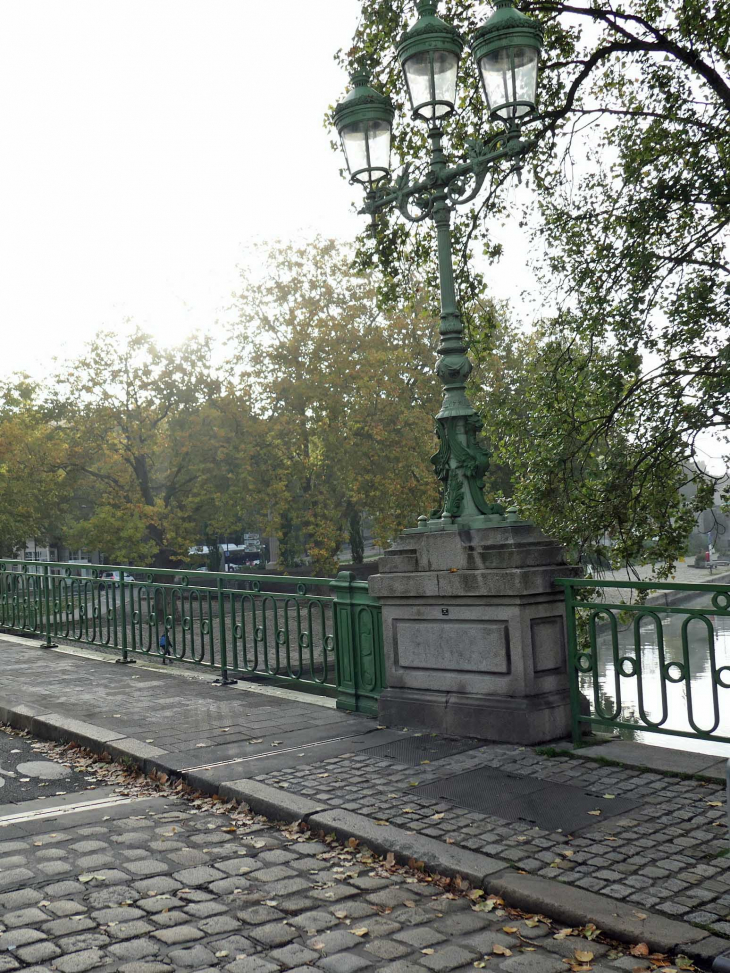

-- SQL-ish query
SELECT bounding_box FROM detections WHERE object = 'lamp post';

[334,0,543,534]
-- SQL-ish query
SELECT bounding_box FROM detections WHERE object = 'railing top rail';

[0,558,333,588]
[555,577,730,593]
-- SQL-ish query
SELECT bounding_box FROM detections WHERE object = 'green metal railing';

[0,560,385,715]
[557,577,730,746]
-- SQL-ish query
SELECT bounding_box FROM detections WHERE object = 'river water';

[582,591,730,758]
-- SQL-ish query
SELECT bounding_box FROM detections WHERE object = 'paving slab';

[578,740,724,775]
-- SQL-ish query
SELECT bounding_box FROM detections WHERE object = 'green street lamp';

[334,0,543,533]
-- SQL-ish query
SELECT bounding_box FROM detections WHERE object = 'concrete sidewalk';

[1,634,730,964]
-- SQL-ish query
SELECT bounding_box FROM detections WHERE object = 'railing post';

[330,571,384,716]
[213,577,237,686]
[563,581,583,747]
[42,565,57,649]
[115,575,135,664]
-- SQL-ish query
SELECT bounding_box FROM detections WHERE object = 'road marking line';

[0,793,142,827]
[181,733,360,773]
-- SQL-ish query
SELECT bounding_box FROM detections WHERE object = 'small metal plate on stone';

[417,766,639,832]
[362,735,483,766]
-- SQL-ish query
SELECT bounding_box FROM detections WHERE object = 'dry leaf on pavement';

[630,944,650,957]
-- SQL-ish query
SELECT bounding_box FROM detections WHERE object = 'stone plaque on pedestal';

[369,525,580,744]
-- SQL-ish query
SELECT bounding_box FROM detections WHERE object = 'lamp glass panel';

[340,119,391,185]
[404,52,434,118]
[512,46,538,115]
[479,45,538,119]
[432,51,459,117]
[341,121,370,179]
[366,119,392,174]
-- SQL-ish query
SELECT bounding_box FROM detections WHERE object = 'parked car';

[99,571,135,587]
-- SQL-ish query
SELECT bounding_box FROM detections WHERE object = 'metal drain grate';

[417,765,639,833]
[361,735,483,766]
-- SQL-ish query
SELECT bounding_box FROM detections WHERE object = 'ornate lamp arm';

[362,130,532,224]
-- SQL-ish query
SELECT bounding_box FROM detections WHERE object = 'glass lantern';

[397,0,464,122]
[471,0,543,122]
[334,71,395,190]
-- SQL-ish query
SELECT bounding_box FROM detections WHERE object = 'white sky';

[0,0,367,374]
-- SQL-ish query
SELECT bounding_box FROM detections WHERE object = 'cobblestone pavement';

[3,638,730,946]
[0,752,689,973]
[256,746,730,933]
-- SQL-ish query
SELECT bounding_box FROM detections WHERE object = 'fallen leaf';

[603,794,615,799]
[374,820,389,826]
[630,944,650,957]
[493,945,512,956]
[554,930,575,940]
[353,928,368,937]
[311,941,325,950]
[334,910,348,919]
[587,810,602,816]
[675,958,694,970]
[422,949,435,955]
[575,951,594,963]
[215,951,230,958]
[431,813,445,820]
[525,920,541,928]
[503,926,519,934]
[633,912,647,921]
[79,873,106,883]
[707,802,723,807]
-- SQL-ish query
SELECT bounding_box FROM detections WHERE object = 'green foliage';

[334,0,729,570]
[0,384,69,557]
[228,238,441,574]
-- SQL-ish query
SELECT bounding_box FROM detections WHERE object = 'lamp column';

[335,0,579,743]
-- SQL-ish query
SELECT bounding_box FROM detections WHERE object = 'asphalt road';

[0,726,95,805]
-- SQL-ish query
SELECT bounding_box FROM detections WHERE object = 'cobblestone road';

[256,746,730,932]
[0,738,687,973]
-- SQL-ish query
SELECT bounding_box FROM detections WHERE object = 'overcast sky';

[0,0,368,375]
[0,1,723,475]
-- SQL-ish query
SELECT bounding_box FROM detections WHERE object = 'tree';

[0,382,71,557]
[475,325,716,575]
[229,239,442,574]
[47,328,261,567]
[334,0,729,570]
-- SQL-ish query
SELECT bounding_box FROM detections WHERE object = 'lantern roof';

[397,0,464,67]
[333,70,395,135]
[471,0,543,63]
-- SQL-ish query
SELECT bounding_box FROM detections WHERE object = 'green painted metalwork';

[557,577,730,746]
[0,559,385,708]
[334,0,542,534]
[330,571,385,716]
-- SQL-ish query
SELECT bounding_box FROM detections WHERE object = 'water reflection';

[581,592,730,758]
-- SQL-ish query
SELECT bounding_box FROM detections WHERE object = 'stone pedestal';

[368,525,580,745]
